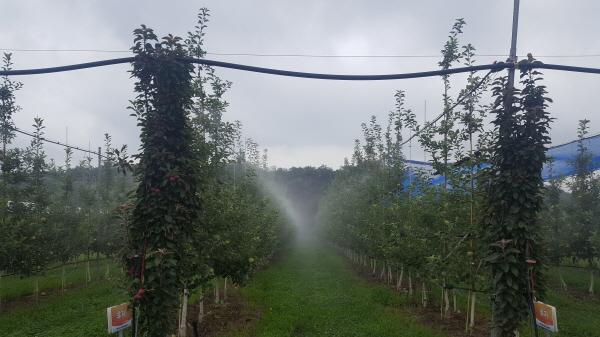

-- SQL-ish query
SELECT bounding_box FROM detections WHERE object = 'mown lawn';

[1,259,118,301]
[229,242,444,337]
[0,282,127,337]
[0,243,598,337]
[422,266,600,337]
[230,241,600,337]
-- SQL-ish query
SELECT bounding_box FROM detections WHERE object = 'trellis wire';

[8,125,108,160]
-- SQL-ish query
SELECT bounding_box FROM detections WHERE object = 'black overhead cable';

[0,57,135,76]
[1,56,598,159]
[183,57,509,80]
[9,125,107,160]
[1,55,599,79]
[532,62,600,75]
[0,56,509,78]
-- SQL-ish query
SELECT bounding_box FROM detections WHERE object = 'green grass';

[0,282,127,337]
[519,267,600,337]
[547,266,598,294]
[0,259,118,301]
[523,290,600,337]
[228,241,444,337]
[1,243,598,337]
[229,241,600,337]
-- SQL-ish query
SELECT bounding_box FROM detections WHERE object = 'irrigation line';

[0,56,509,79]
[529,62,600,75]
[2,56,600,160]
[9,125,108,160]
[0,57,135,76]
[431,279,491,294]
[445,285,490,294]
[551,264,600,271]
[0,257,112,278]
[1,56,600,80]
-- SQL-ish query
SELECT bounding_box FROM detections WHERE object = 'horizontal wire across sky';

[2,48,600,59]
[2,52,600,169]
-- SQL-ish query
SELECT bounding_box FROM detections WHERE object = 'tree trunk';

[453,290,458,313]
[469,292,476,330]
[397,266,404,291]
[559,270,567,290]
[223,277,228,302]
[421,282,427,307]
[197,294,204,323]
[34,278,39,304]
[179,289,189,337]
[61,266,66,295]
[408,274,413,297]
[444,288,450,315]
[440,288,444,318]
[589,270,595,295]
[86,260,91,285]
[465,291,471,333]
[214,279,219,304]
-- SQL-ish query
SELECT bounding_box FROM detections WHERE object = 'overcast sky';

[3,0,600,168]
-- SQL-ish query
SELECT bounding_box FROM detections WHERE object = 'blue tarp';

[405,133,600,183]
[544,133,600,179]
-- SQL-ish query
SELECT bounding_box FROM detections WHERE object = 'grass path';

[0,282,126,337]
[0,259,118,302]
[230,241,443,337]
[1,241,598,337]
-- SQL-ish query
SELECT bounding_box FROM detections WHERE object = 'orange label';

[534,301,558,332]
[107,303,132,333]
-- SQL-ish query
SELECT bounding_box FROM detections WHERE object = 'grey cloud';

[2,0,600,167]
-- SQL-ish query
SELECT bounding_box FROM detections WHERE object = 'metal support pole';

[493,3,525,337]
[506,0,520,91]
[506,2,539,336]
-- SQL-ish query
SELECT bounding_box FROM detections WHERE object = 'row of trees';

[318,19,559,337]
[544,119,600,293]
[0,51,132,276]
[123,9,291,336]
[1,10,291,337]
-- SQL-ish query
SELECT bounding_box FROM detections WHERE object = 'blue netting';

[544,133,600,179]
[405,133,600,185]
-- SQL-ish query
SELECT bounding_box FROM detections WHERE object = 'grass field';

[1,259,118,302]
[0,242,598,337]
[229,241,444,337]
[0,282,126,337]
[230,241,600,337]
